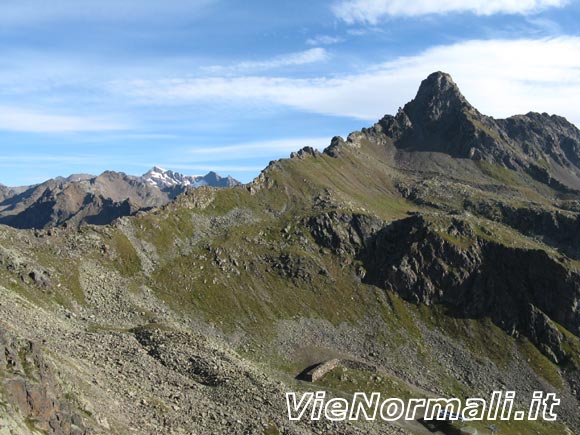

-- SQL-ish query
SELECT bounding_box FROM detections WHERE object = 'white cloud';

[203,48,329,74]
[306,35,344,46]
[116,37,580,127]
[157,137,330,175]
[0,106,127,133]
[0,154,112,177]
[0,155,93,163]
[182,138,330,161]
[333,0,568,23]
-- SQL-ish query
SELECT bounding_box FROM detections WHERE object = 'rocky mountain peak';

[416,71,462,99]
[372,71,494,159]
[364,72,580,189]
[0,166,241,229]
[403,71,472,124]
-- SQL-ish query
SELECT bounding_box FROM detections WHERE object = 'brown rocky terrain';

[0,169,240,230]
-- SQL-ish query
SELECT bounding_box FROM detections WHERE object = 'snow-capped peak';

[141,166,240,190]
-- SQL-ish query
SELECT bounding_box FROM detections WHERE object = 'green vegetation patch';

[517,337,563,389]
[110,232,141,277]
[419,306,513,369]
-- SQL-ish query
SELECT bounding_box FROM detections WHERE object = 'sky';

[1,0,580,186]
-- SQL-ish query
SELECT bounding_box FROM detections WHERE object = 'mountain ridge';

[0,72,579,434]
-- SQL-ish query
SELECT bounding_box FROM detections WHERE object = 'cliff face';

[304,212,580,366]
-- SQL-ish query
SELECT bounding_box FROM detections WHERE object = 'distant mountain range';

[0,168,240,229]
[142,166,239,190]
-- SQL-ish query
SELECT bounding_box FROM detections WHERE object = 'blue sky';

[1,0,580,186]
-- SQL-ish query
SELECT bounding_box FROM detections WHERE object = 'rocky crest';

[373,71,580,190]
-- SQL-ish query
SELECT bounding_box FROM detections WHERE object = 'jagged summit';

[142,166,199,188]
[374,71,494,159]
[405,71,472,123]
[417,71,461,96]
[359,71,580,190]
[54,173,95,183]
[419,71,457,91]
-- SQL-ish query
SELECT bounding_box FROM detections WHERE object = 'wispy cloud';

[0,154,109,172]
[0,155,98,163]
[525,17,563,34]
[306,35,344,46]
[115,37,580,126]
[203,48,329,74]
[0,106,127,133]
[156,137,330,176]
[333,0,568,23]
[0,0,216,24]
[181,138,330,161]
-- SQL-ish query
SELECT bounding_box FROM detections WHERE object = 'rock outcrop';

[0,329,89,434]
